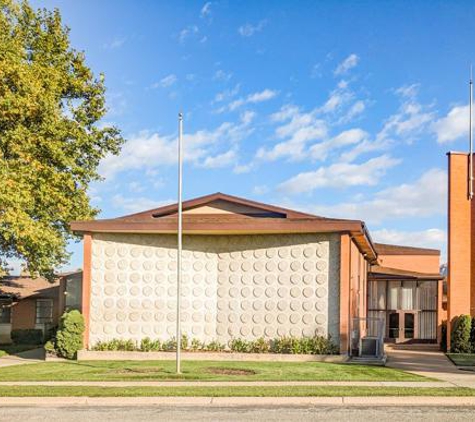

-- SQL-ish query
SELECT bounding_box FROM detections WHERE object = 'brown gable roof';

[375,242,440,256]
[0,276,60,301]
[70,192,378,262]
[369,265,443,280]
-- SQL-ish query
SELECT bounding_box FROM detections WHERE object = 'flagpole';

[470,66,474,200]
[176,112,183,374]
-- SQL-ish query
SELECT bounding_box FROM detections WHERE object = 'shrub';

[451,315,472,353]
[250,337,270,353]
[190,338,203,351]
[11,329,43,345]
[471,317,475,353]
[44,339,56,356]
[229,338,251,353]
[55,310,85,359]
[205,340,226,352]
[181,334,189,350]
[92,339,137,351]
[440,320,447,352]
[270,337,293,354]
[162,337,177,351]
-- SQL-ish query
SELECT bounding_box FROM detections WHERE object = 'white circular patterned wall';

[89,233,334,345]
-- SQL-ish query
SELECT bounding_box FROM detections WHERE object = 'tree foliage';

[55,310,85,359]
[0,0,124,279]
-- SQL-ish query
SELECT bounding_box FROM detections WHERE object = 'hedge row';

[450,315,475,353]
[91,335,339,355]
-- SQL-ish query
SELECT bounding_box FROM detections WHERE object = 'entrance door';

[387,311,417,342]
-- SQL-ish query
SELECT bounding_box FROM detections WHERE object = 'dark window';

[35,299,53,324]
[0,299,12,324]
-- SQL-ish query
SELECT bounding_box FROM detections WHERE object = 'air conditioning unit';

[360,337,379,357]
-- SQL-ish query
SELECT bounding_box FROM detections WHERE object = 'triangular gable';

[116,192,315,220]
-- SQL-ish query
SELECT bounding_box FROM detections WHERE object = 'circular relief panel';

[117,273,127,283]
[154,286,165,297]
[217,313,226,324]
[277,300,288,311]
[217,300,226,311]
[141,311,153,322]
[130,260,140,271]
[91,285,101,296]
[229,262,240,272]
[265,314,275,324]
[193,312,203,322]
[278,261,289,272]
[266,249,276,259]
[290,300,300,311]
[265,287,276,298]
[316,274,326,285]
[167,286,176,296]
[253,250,265,259]
[104,273,115,283]
[205,261,214,272]
[193,287,203,297]
[168,249,177,259]
[230,287,240,298]
[217,287,227,298]
[192,326,201,335]
[193,299,203,310]
[143,273,153,284]
[242,274,252,285]
[302,313,313,325]
[265,274,277,285]
[265,300,276,311]
[154,312,165,322]
[290,327,301,337]
[241,326,251,336]
[155,261,166,272]
[117,260,128,270]
[278,274,289,285]
[229,300,239,311]
[130,247,141,258]
[241,313,251,324]
[303,261,313,272]
[155,273,166,284]
[253,287,263,298]
[142,298,153,309]
[253,261,264,272]
[303,247,313,258]
[228,313,238,323]
[242,250,252,259]
[103,325,113,335]
[118,247,128,257]
[167,312,176,322]
[193,261,204,271]
[142,286,153,296]
[265,326,276,337]
[290,274,301,285]
[116,285,127,297]
[277,313,287,324]
[290,313,300,324]
[229,274,239,285]
[205,287,214,298]
[241,300,251,310]
[129,312,140,322]
[216,326,226,336]
[167,326,175,335]
[253,300,263,311]
[230,251,240,259]
[155,249,165,258]
[316,261,327,271]
[105,260,115,270]
[290,261,301,272]
[117,298,127,310]
[241,261,252,272]
[228,326,238,336]
[303,287,313,298]
[130,273,141,284]
[291,247,302,258]
[241,287,251,298]
[316,314,326,325]
[143,261,153,271]
[303,274,314,285]
[302,301,313,311]
[278,249,289,259]
[277,327,287,337]
[316,287,327,298]
[252,326,263,336]
[290,287,300,298]
[116,324,126,335]
[253,274,264,285]
[266,261,277,272]
[303,327,314,337]
[218,262,227,272]
[104,298,114,309]
[277,287,288,298]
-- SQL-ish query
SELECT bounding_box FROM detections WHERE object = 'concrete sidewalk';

[2,396,475,407]
[386,346,475,388]
[0,348,44,368]
[0,380,453,388]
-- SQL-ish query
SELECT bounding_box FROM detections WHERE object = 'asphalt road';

[0,406,474,421]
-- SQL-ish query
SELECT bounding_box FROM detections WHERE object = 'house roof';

[369,265,443,280]
[71,192,378,262]
[0,276,60,301]
[374,242,440,256]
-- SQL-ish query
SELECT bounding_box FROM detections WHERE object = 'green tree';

[0,0,124,279]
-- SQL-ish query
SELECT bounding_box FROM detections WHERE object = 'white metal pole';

[470,67,474,200]
[176,112,183,374]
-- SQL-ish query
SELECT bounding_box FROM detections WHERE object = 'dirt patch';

[111,367,165,374]
[206,367,256,376]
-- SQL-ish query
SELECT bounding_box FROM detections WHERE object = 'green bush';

[44,339,56,356]
[440,320,447,352]
[190,338,203,351]
[140,337,161,352]
[451,315,472,353]
[471,317,475,353]
[92,339,137,351]
[205,340,226,352]
[250,337,270,353]
[11,329,43,345]
[55,310,85,359]
[229,338,251,353]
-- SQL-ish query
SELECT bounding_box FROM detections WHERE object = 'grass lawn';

[0,386,471,397]
[0,344,39,358]
[0,360,427,382]
[447,353,475,367]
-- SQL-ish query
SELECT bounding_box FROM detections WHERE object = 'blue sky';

[29,0,475,271]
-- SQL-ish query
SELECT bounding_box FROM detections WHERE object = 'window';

[35,299,53,324]
[0,299,12,324]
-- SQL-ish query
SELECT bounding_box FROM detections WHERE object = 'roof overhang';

[369,265,443,281]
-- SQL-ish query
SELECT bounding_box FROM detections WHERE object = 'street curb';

[2,396,475,407]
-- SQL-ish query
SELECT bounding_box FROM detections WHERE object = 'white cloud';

[213,69,233,82]
[309,128,368,161]
[279,154,400,194]
[334,54,359,75]
[178,25,199,43]
[253,185,269,195]
[152,74,177,88]
[200,2,212,18]
[214,84,240,103]
[320,80,354,113]
[256,105,328,161]
[311,168,446,225]
[99,113,254,179]
[372,228,445,253]
[103,37,126,50]
[112,195,174,214]
[432,104,469,143]
[238,20,267,37]
[233,163,253,174]
[227,89,278,111]
[200,149,237,168]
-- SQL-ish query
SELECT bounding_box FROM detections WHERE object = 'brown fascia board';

[374,242,440,256]
[369,265,443,280]
[71,218,378,262]
[115,192,319,220]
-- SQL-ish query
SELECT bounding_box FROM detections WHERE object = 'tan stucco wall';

[88,233,340,346]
